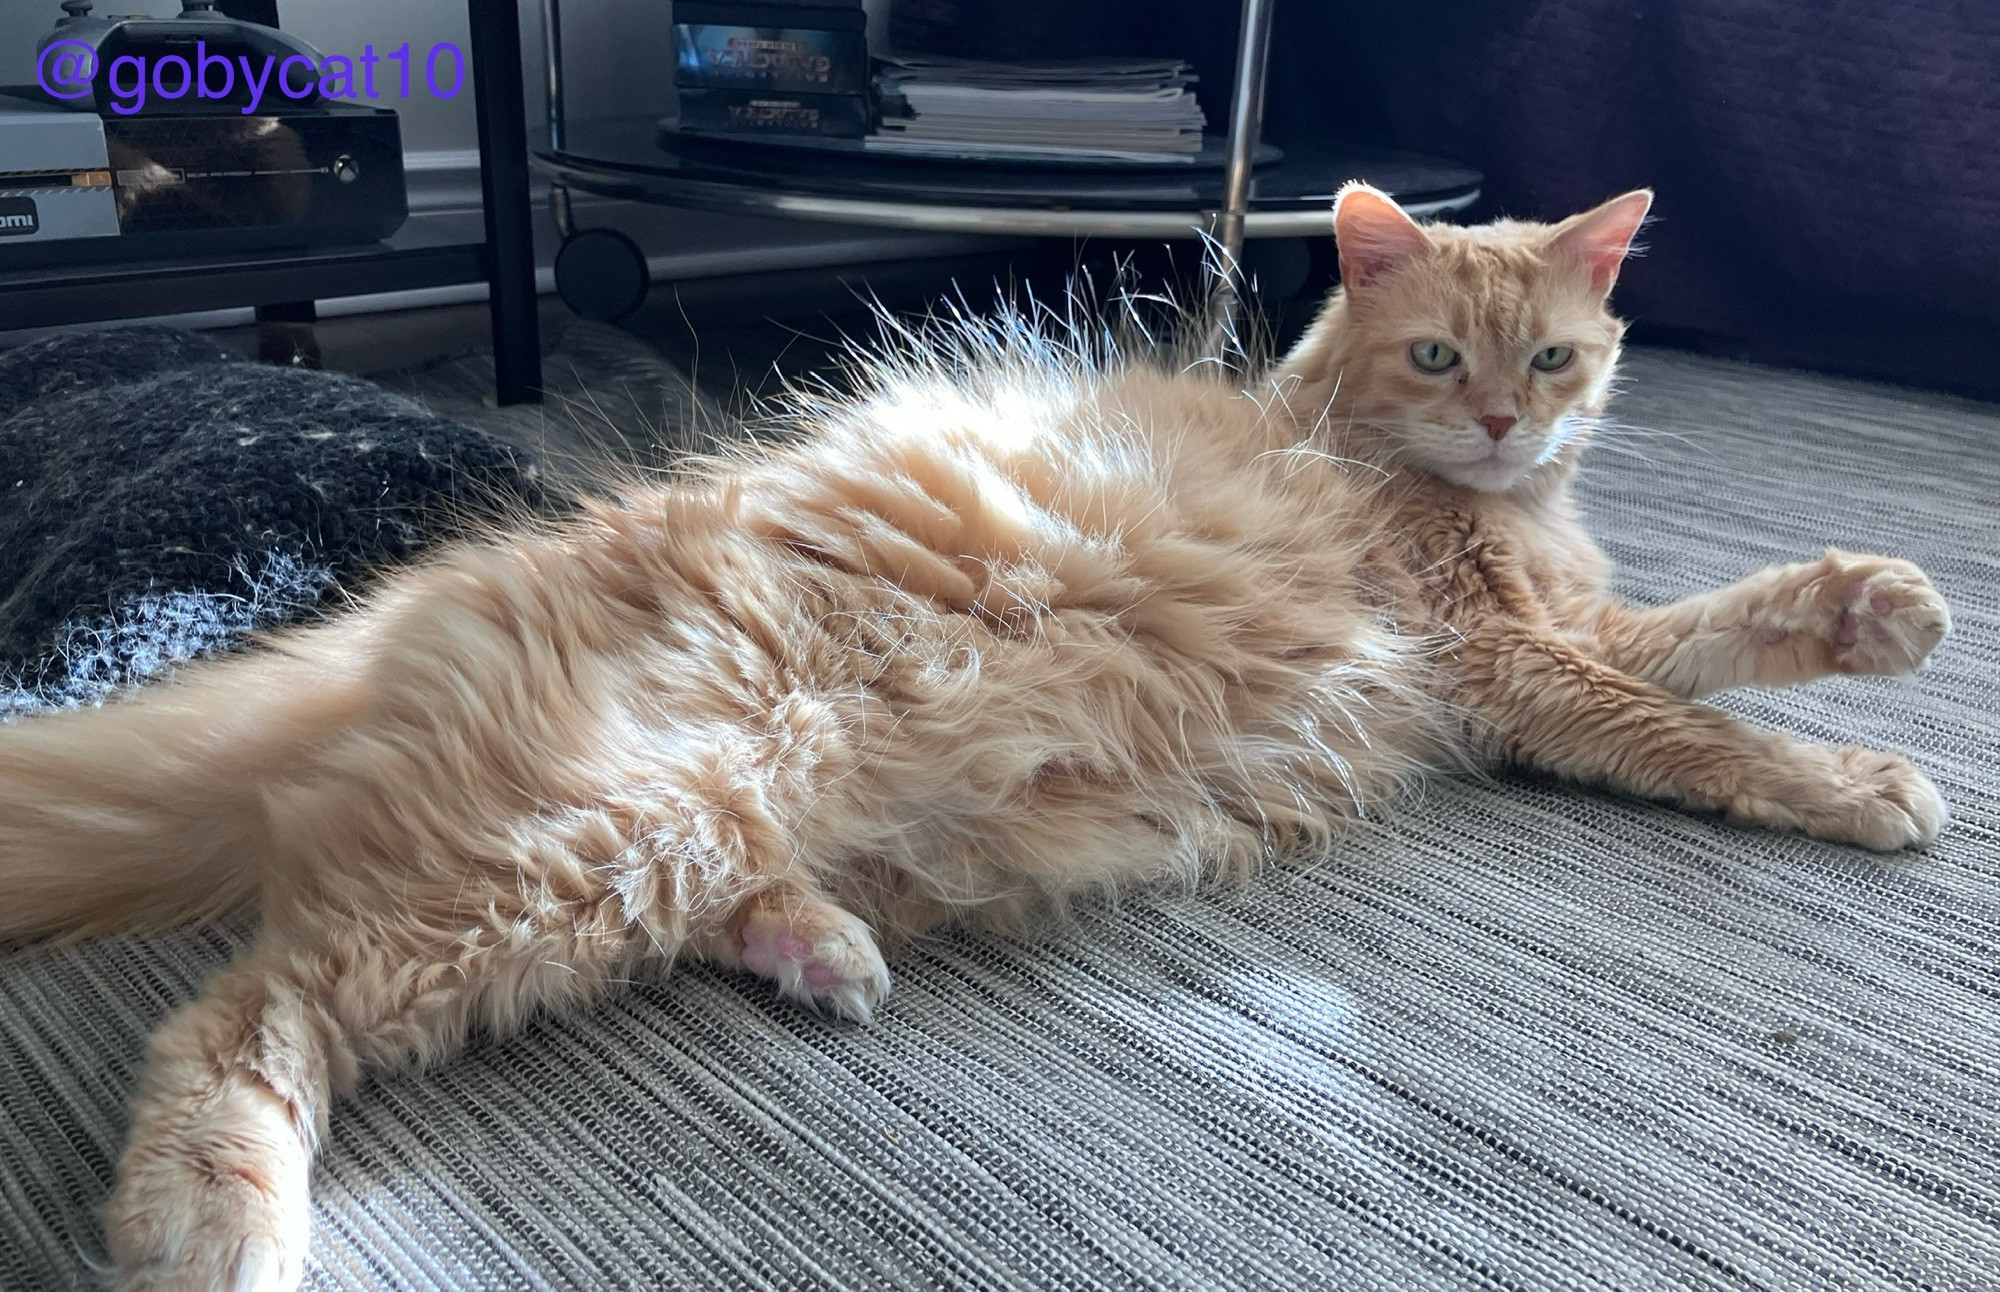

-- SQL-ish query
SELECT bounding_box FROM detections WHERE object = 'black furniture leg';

[469,0,543,406]
[255,300,321,369]
[216,0,281,24]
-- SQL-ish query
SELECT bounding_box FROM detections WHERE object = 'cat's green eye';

[1531,345,1575,372]
[1408,340,1460,373]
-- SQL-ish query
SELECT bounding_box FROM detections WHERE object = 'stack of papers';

[870,55,1208,164]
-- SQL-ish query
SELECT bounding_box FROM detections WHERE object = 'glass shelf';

[539,117,1482,239]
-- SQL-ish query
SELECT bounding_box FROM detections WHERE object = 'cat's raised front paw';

[736,895,891,1023]
[1796,746,1948,852]
[1819,550,1950,676]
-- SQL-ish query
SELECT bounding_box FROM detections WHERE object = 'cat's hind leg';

[1586,548,1949,698]
[104,945,333,1292]
[102,911,630,1292]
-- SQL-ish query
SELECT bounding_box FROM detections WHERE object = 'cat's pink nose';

[1480,414,1517,441]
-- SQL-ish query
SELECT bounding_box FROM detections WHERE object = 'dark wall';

[891,0,2000,400]
[1246,0,2000,399]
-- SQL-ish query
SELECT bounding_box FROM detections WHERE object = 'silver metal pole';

[549,181,575,239]
[1214,0,1276,270]
[540,0,567,152]
[1207,0,1276,357]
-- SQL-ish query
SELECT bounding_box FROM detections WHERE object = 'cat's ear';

[1333,183,1433,291]
[1548,189,1653,297]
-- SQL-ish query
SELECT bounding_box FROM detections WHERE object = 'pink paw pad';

[739,921,863,991]
[1821,560,1950,675]
[1832,577,1888,646]
[731,905,892,1021]
[739,925,804,976]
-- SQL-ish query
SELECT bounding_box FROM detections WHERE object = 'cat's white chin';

[1429,454,1537,492]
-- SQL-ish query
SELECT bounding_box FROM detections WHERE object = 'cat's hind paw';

[104,1081,311,1292]
[735,895,892,1023]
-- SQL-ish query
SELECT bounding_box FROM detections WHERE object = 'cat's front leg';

[1467,624,1946,850]
[1587,548,1949,698]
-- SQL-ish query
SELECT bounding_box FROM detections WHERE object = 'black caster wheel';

[554,227,650,322]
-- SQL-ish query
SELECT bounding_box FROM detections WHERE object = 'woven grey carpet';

[2,348,1996,1290]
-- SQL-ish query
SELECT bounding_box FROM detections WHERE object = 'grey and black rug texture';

[0,340,1996,1290]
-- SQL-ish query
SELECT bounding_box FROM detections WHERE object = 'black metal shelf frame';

[0,0,546,406]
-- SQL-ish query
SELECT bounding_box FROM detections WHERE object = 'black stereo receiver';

[0,93,409,267]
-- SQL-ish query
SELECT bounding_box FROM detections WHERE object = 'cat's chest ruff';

[1400,499,1540,627]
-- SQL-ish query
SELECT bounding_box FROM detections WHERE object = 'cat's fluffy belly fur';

[259,357,1443,983]
[0,186,1951,1291]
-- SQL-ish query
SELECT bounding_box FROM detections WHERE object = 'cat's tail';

[0,638,370,942]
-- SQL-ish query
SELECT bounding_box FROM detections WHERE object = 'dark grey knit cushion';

[0,326,546,708]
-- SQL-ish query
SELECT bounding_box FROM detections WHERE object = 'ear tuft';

[1549,189,1653,297]
[1333,183,1433,292]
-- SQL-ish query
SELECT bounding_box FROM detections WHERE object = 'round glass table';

[538,116,1483,240]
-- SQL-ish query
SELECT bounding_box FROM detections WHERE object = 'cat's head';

[1285,184,1652,492]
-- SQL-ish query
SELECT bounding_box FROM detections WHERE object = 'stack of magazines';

[870,55,1207,164]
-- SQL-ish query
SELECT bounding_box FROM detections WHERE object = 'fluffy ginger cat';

[0,185,1949,1291]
